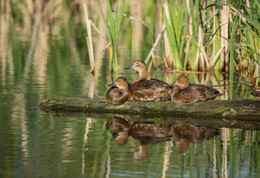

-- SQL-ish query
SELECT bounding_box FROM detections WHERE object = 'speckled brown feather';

[131,79,172,101]
[171,84,222,104]
[106,87,130,105]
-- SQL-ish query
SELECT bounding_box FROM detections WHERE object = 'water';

[0,17,259,178]
[1,69,259,178]
[1,109,259,177]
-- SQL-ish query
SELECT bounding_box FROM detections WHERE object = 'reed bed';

[93,0,259,78]
[1,0,259,77]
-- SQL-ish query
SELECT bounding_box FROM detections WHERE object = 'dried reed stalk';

[211,45,225,69]
[185,0,192,68]
[82,0,95,74]
[211,4,216,69]
[199,1,208,71]
[162,3,173,68]
[129,0,143,60]
[145,24,165,64]
[198,25,206,71]
[220,0,229,72]
[195,37,200,71]
[88,75,95,98]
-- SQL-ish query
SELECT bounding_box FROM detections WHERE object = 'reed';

[206,1,260,75]
[219,0,229,72]
[160,0,208,71]
[98,0,126,74]
[160,0,188,70]
[229,17,239,99]
[82,0,95,74]
[157,0,260,74]
[239,1,260,77]
[131,20,135,61]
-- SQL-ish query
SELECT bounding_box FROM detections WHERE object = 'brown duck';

[125,60,171,101]
[106,77,132,105]
[171,75,223,104]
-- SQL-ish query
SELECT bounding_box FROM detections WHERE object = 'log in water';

[39,97,260,120]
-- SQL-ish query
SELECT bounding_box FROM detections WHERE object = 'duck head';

[171,75,190,90]
[107,77,129,90]
[124,60,147,80]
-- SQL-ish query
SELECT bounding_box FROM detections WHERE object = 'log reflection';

[106,118,219,159]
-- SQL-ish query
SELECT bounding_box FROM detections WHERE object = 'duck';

[106,77,132,105]
[171,75,223,104]
[245,78,260,100]
[124,60,171,101]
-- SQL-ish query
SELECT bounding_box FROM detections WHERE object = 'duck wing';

[173,84,222,103]
[106,88,131,105]
[190,84,223,99]
[150,78,170,86]
[131,79,171,101]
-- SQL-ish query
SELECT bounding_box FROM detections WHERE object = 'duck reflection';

[106,118,219,159]
[131,122,173,159]
[106,118,132,146]
[172,123,219,153]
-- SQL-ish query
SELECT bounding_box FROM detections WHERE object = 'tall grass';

[187,0,202,71]
[229,16,239,99]
[160,0,210,71]
[160,0,188,70]
[205,1,260,90]
[238,2,260,79]
[98,0,125,74]
[157,0,260,75]
[212,1,260,74]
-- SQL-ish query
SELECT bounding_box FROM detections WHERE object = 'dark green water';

[0,22,260,178]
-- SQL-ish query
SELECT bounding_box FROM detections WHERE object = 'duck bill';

[124,65,133,70]
[107,82,116,87]
[170,81,178,86]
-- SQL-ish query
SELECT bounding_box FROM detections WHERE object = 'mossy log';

[39,97,260,120]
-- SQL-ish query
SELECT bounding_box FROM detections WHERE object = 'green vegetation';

[95,0,259,77]
[83,101,90,108]
[98,0,126,74]
[53,95,64,102]
[2,0,259,76]
[153,103,164,111]
[160,0,187,70]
